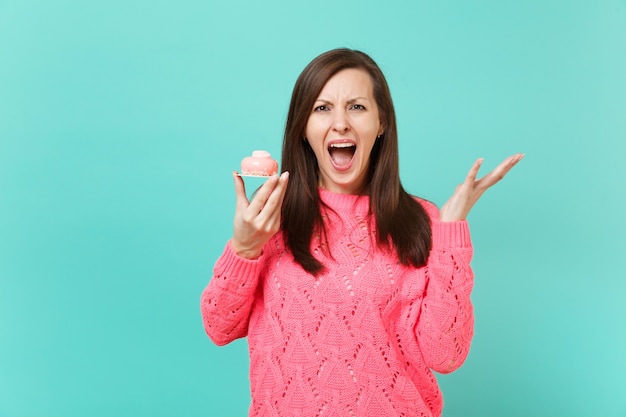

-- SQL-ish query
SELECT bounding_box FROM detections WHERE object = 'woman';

[201,48,523,416]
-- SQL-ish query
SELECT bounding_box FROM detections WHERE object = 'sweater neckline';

[318,187,370,210]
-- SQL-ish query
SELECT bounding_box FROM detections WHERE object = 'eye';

[313,105,330,112]
[350,104,366,111]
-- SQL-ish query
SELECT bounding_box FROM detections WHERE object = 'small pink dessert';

[240,150,279,176]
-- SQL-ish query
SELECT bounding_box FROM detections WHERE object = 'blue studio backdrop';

[1,1,625,416]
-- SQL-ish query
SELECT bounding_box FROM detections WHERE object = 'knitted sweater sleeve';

[200,240,264,346]
[413,201,475,374]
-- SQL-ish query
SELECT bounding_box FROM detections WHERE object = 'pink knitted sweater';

[201,188,474,417]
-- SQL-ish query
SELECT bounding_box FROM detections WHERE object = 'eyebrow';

[314,97,370,104]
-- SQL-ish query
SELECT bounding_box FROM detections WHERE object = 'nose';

[332,110,350,133]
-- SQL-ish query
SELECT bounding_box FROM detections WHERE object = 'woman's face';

[305,68,383,194]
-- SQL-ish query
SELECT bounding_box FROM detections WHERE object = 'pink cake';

[240,150,279,176]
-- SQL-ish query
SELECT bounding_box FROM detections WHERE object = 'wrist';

[440,214,466,222]
[231,240,262,260]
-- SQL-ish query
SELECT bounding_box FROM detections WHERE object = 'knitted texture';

[201,189,474,417]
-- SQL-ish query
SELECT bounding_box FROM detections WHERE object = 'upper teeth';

[330,143,354,148]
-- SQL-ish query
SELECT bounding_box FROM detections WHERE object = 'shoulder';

[412,196,440,221]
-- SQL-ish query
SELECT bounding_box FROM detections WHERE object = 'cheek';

[304,119,319,141]
[358,124,381,146]
[356,115,380,135]
[369,118,382,134]
[305,120,327,145]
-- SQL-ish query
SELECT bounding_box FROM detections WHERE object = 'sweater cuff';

[431,220,472,249]
[213,240,265,280]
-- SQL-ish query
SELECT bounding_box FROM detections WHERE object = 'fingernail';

[281,171,289,180]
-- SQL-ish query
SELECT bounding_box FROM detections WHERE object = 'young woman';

[201,48,523,417]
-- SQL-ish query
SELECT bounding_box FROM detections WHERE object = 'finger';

[264,171,289,225]
[476,153,525,189]
[463,158,484,185]
[272,171,289,209]
[247,174,280,214]
[257,171,289,222]
[233,171,250,208]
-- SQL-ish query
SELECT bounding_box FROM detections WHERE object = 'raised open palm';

[440,153,524,222]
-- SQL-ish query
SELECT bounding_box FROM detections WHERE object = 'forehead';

[317,68,374,98]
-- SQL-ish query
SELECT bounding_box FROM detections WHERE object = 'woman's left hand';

[440,153,524,222]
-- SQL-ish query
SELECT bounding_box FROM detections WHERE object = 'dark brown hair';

[281,48,432,275]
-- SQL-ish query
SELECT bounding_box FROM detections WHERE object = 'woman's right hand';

[231,171,290,259]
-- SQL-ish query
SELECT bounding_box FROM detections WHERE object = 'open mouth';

[328,142,356,168]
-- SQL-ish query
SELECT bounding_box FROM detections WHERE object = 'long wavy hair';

[281,48,432,275]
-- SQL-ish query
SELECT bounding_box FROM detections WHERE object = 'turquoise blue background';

[1,0,625,416]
